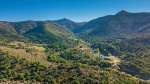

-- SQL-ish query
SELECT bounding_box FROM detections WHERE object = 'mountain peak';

[116,10,129,15]
[59,18,72,21]
[61,18,69,20]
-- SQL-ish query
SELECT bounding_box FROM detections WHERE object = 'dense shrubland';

[0,49,149,84]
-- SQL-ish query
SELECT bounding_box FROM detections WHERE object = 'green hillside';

[75,10,150,40]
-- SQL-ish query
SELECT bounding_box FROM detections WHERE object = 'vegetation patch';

[25,46,45,52]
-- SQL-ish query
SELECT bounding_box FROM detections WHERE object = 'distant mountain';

[75,10,150,40]
[54,18,86,31]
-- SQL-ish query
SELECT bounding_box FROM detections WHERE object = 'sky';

[0,0,150,22]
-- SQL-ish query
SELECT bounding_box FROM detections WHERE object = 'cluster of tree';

[116,37,150,80]
[60,48,112,68]
[120,54,150,80]
[86,36,150,80]
[0,49,149,84]
[91,42,120,56]
[113,37,150,55]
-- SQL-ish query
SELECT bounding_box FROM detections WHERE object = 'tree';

[18,73,24,79]
[108,52,112,56]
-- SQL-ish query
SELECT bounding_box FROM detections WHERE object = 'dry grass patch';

[25,46,45,52]
[0,46,50,66]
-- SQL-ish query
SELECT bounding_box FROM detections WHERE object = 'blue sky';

[0,0,150,22]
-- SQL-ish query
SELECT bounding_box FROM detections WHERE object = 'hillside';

[75,10,150,40]
[90,35,150,80]
[0,20,79,50]
[114,36,150,80]
[0,20,73,38]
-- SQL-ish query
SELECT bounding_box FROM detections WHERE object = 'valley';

[0,11,150,84]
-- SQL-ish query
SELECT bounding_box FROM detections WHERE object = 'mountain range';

[1,10,150,42]
[0,20,72,40]
[74,10,150,40]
